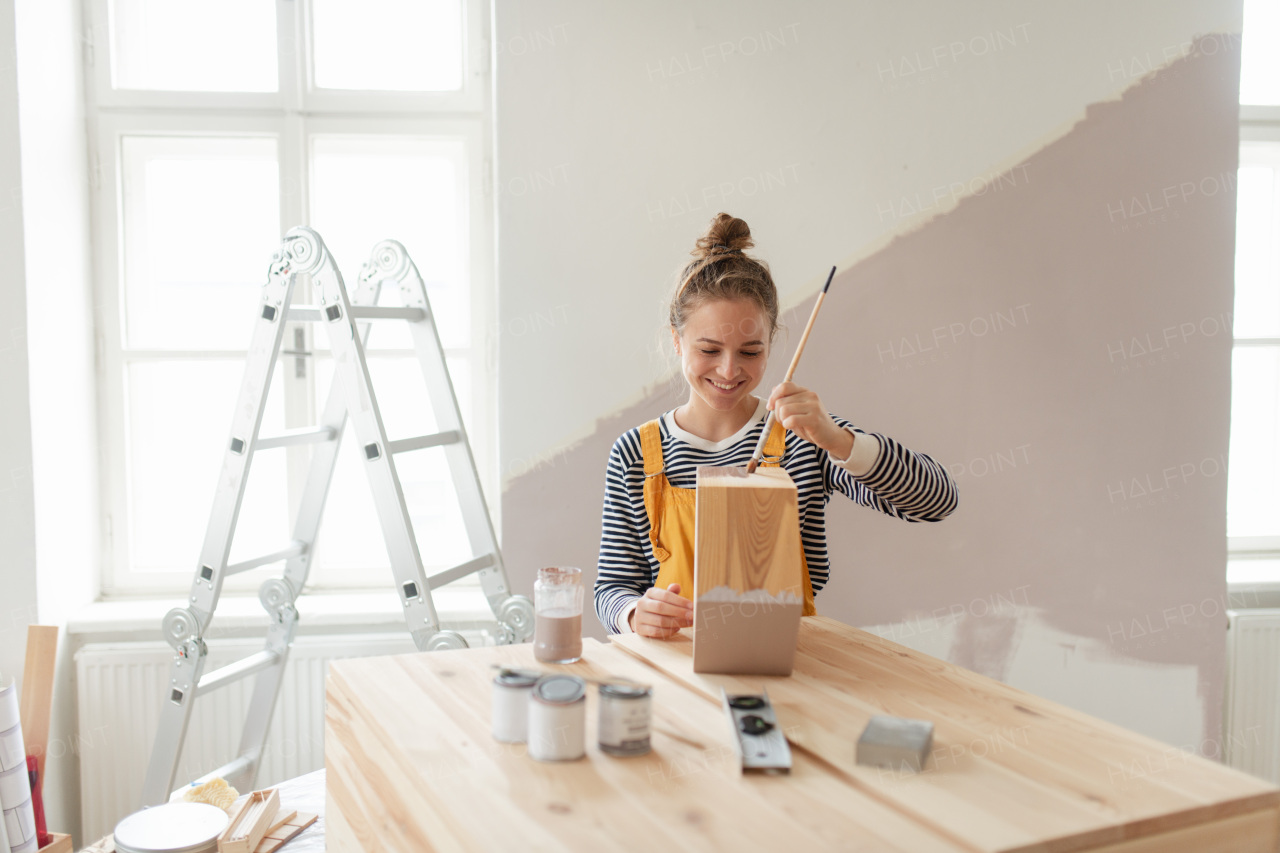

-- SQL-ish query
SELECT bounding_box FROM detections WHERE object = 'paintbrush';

[745,265,837,474]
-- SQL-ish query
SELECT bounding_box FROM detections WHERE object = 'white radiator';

[75,632,490,841]
[1224,609,1280,783]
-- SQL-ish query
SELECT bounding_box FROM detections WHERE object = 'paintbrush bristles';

[744,266,837,472]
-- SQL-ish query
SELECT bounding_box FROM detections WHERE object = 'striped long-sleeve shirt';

[593,398,958,633]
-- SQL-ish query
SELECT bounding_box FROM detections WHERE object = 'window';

[89,0,494,595]
[1229,0,1280,574]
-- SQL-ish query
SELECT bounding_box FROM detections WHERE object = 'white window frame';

[1228,105,1280,596]
[86,0,496,597]
[86,0,487,112]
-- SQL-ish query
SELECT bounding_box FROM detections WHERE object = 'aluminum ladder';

[141,227,533,805]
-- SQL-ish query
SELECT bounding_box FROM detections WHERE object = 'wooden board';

[611,617,1280,853]
[693,466,803,675]
[252,811,316,853]
[325,639,968,852]
[36,832,72,853]
[20,625,58,782]
[693,466,803,597]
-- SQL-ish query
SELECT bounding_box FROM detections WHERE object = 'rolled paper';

[0,680,34,853]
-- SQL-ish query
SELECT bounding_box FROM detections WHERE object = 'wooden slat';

[325,639,969,852]
[19,625,58,781]
[611,617,1280,853]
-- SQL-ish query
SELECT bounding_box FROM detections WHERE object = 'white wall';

[496,0,1244,755]
[0,0,39,685]
[7,0,100,840]
[496,0,1240,470]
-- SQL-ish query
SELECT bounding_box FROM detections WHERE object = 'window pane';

[1228,346,1280,537]
[110,0,277,92]
[1233,159,1280,338]
[122,136,280,350]
[127,360,288,573]
[1241,0,1280,106]
[310,136,469,350]
[308,356,473,577]
[311,0,462,92]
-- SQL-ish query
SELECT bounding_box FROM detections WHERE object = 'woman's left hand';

[767,381,854,458]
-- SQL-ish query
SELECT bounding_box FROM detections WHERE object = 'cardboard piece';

[693,466,804,675]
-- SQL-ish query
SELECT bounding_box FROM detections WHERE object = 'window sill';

[1227,557,1280,609]
[67,588,499,643]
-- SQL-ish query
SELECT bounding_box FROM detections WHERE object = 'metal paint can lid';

[493,668,539,688]
[531,674,585,705]
[113,802,229,853]
[599,683,651,700]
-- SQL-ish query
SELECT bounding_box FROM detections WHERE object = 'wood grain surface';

[693,466,803,598]
[611,617,1280,853]
[325,638,969,852]
[20,625,58,781]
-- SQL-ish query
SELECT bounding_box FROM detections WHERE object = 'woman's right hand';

[630,583,694,639]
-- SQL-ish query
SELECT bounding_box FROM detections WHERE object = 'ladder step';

[256,426,338,450]
[427,554,496,589]
[387,431,461,455]
[189,754,255,789]
[225,542,307,576]
[197,651,282,695]
[287,305,425,322]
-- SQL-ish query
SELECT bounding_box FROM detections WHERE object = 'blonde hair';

[669,213,779,342]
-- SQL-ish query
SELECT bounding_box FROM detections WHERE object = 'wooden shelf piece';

[693,466,805,675]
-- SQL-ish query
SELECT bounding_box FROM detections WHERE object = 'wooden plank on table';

[693,466,804,675]
[325,638,970,853]
[20,625,58,781]
[612,616,1280,853]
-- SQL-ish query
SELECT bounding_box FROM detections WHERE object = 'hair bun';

[693,212,754,259]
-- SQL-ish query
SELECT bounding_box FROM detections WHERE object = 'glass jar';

[533,566,583,664]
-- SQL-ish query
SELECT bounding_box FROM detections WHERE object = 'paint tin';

[527,675,586,762]
[113,802,229,853]
[492,667,539,743]
[597,683,652,756]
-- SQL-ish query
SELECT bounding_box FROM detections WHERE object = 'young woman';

[594,213,959,638]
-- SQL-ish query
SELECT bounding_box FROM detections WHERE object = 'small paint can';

[527,674,587,761]
[492,667,539,743]
[597,683,652,756]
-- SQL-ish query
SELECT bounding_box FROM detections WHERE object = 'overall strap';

[639,419,664,475]
[638,420,671,561]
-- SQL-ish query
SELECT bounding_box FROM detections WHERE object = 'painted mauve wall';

[496,1,1241,750]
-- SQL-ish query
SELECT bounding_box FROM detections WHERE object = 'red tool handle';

[27,755,50,848]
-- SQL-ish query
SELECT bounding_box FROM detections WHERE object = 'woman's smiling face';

[673,298,771,416]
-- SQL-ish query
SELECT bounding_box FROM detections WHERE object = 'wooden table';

[325,617,1280,852]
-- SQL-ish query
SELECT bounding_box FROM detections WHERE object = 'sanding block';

[856,715,934,773]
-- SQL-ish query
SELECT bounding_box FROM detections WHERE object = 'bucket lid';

[114,802,229,853]
[532,674,586,705]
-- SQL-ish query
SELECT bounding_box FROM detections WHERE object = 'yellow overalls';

[639,418,816,615]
